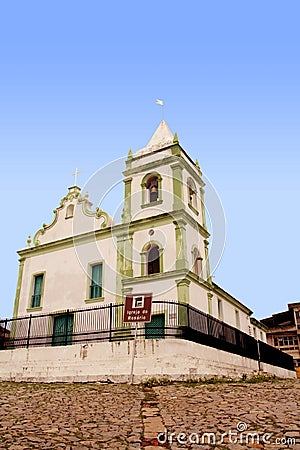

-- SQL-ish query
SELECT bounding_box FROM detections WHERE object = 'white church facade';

[13,121,263,337]
[0,120,296,381]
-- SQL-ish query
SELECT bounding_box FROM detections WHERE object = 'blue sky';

[0,1,299,319]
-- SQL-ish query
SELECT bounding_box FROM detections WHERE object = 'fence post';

[65,309,69,346]
[109,303,113,342]
[257,339,262,371]
[235,328,240,349]
[26,315,32,349]
[186,304,190,329]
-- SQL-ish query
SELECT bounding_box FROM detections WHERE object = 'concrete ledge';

[0,339,296,383]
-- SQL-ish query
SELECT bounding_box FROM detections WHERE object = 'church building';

[1,120,295,382]
[12,120,264,339]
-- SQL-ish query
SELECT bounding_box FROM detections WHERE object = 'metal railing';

[0,301,295,371]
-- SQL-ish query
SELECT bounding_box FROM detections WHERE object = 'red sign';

[123,294,152,323]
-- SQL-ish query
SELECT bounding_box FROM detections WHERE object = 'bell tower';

[118,121,211,308]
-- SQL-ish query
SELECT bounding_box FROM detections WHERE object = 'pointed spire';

[145,120,173,150]
[195,159,200,171]
[135,120,173,155]
[128,148,132,158]
[173,132,179,144]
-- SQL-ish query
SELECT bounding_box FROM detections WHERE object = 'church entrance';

[52,313,74,346]
[145,314,165,339]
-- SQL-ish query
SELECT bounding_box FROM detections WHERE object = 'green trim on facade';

[123,152,204,188]
[141,199,163,209]
[140,251,146,277]
[171,144,181,157]
[173,132,179,144]
[116,236,125,305]
[18,211,210,297]
[84,297,105,304]
[122,177,132,223]
[204,239,212,284]
[26,306,43,313]
[176,278,190,304]
[176,278,190,325]
[171,163,184,210]
[174,219,188,270]
[122,268,189,286]
[172,209,210,239]
[124,143,202,176]
[12,258,25,318]
[200,188,207,230]
[18,213,175,259]
[123,233,134,278]
[207,292,213,315]
[188,203,199,216]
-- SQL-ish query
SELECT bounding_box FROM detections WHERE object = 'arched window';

[65,204,74,219]
[147,244,160,274]
[187,178,197,211]
[146,176,159,203]
[141,173,162,206]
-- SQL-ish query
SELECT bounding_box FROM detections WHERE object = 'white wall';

[189,281,209,312]
[18,238,117,316]
[0,339,295,383]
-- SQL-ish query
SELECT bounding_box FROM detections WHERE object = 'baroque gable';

[33,186,113,247]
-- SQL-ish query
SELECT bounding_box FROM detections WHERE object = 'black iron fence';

[0,301,295,372]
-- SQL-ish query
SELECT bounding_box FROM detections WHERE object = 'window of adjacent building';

[147,244,160,275]
[235,310,241,330]
[146,176,159,203]
[274,335,299,349]
[90,264,103,299]
[31,274,44,308]
[65,204,74,219]
[217,299,223,321]
[207,294,213,316]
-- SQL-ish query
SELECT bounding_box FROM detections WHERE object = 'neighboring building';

[261,302,300,375]
[0,324,10,349]
[250,317,268,342]
[11,120,265,341]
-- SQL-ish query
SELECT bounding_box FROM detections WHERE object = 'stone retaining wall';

[0,338,295,382]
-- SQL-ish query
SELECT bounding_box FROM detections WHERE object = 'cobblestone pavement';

[0,379,299,450]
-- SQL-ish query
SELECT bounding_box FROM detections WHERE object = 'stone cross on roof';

[71,168,82,186]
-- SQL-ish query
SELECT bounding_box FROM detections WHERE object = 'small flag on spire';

[156,99,164,106]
